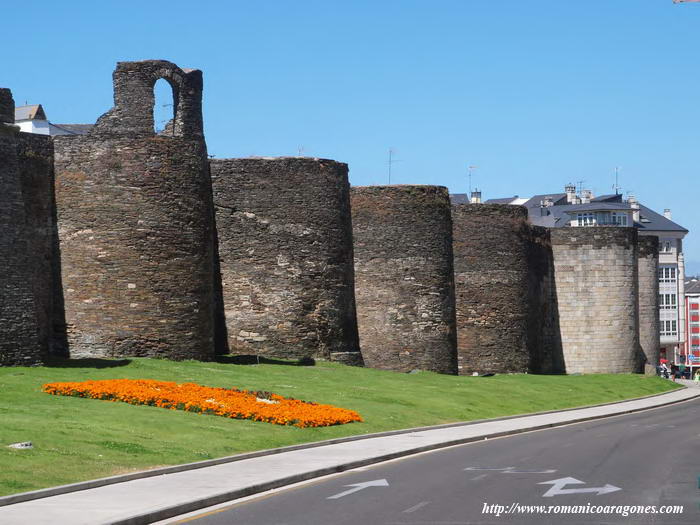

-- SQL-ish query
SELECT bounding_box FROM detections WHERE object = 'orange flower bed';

[42,379,362,428]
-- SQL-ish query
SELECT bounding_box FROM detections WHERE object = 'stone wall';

[53,61,216,359]
[637,235,660,373]
[351,186,457,374]
[210,157,361,363]
[16,132,56,356]
[550,227,640,373]
[0,89,52,366]
[452,204,538,374]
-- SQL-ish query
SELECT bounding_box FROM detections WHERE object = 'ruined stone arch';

[92,60,204,139]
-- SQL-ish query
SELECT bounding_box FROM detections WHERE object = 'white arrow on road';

[327,479,389,499]
[539,477,621,498]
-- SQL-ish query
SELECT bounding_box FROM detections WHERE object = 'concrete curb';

[0,384,689,510]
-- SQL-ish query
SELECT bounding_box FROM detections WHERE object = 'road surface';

[172,399,700,524]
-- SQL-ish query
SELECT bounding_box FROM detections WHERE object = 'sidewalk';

[1,386,698,525]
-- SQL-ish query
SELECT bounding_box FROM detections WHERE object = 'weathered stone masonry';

[637,235,660,373]
[210,157,362,364]
[53,61,216,359]
[550,227,640,374]
[0,88,53,365]
[451,204,560,375]
[351,186,458,374]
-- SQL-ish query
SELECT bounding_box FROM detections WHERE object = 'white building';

[14,104,92,136]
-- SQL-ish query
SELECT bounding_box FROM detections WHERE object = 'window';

[661,320,677,337]
[659,239,674,253]
[659,294,677,309]
[611,212,628,226]
[658,267,677,283]
[577,212,595,226]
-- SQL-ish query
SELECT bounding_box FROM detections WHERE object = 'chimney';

[565,183,576,204]
[664,209,672,220]
[580,189,593,204]
[470,189,482,204]
[628,194,640,223]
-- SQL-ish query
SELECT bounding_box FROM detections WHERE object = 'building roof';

[484,196,519,204]
[50,123,93,136]
[635,204,688,233]
[462,189,688,233]
[521,193,568,209]
[591,194,623,203]
[685,279,700,295]
[450,193,470,204]
[15,104,46,121]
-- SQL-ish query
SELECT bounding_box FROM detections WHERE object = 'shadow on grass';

[45,357,132,369]
[216,355,315,367]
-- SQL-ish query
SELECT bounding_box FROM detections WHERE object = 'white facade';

[16,118,50,135]
[647,231,687,365]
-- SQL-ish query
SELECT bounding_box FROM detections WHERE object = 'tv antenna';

[576,180,586,195]
[468,165,477,195]
[388,148,400,184]
[297,145,305,156]
[613,166,622,195]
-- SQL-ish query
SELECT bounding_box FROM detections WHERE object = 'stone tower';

[53,60,216,359]
[0,88,54,366]
[637,235,660,373]
[451,204,552,374]
[351,186,458,374]
[210,157,362,364]
[550,227,640,373]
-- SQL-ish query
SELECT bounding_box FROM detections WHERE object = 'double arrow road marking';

[539,477,622,497]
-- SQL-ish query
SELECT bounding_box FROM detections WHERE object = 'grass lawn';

[0,357,681,496]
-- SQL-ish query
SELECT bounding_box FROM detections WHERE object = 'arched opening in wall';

[153,78,175,135]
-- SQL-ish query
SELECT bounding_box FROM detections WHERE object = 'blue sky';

[4,1,700,267]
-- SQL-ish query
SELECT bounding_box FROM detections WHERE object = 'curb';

[0,384,693,513]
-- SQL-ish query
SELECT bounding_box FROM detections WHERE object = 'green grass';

[0,357,681,496]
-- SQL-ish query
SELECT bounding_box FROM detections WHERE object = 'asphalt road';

[173,399,700,525]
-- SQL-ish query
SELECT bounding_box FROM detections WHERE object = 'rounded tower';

[53,61,216,360]
[637,235,660,372]
[351,185,457,374]
[210,157,361,364]
[550,227,640,373]
[451,204,535,374]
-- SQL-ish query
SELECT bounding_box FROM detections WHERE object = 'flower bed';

[42,379,362,428]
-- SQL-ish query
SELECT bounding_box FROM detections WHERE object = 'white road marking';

[539,477,621,498]
[403,501,430,513]
[327,479,389,500]
[470,474,488,481]
[464,467,556,474]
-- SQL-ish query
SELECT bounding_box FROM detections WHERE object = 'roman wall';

[0,89,52,366]
[210,157,362,364]
[550,227,640,374]
[351,186,457,374]
[52,61,216,360]
[637,235,660,373]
